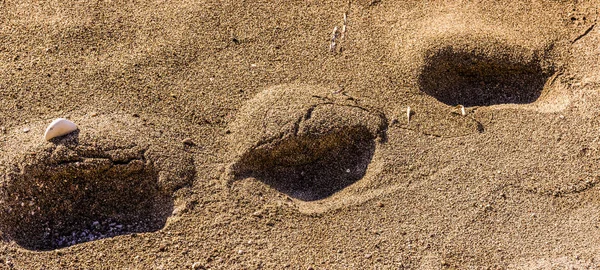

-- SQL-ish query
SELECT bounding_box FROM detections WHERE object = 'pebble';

[48,219,133,249]
[182,138,195,146]
[251,210,263,217]
[191,262,205,270]
[23,127,30,133]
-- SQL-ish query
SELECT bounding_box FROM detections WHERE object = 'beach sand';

[1,0,600,268]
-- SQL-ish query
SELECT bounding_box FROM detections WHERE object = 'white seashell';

[44,118,78,141]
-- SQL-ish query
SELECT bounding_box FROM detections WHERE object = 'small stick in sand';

[340,13,348,39]
[330,26,339,52]
[406,106,412,124]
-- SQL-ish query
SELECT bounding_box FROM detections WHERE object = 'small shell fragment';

[44,118,78,141]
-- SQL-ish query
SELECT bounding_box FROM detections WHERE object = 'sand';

[0,0,599,268]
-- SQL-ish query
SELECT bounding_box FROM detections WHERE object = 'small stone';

[191,262,205,270]
[182,138,195,146]
[252,210,263,217]
[377,202,384,208]
[237,249,244,255]
[90,112,98,117]
[23,127,30,133]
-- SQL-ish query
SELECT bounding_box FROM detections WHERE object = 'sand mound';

[0,114,195,250]
[227,84,387,201]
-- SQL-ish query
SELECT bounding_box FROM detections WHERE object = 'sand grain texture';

[1,0,600,269]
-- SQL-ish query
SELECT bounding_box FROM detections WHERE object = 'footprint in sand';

[226,84,388,202]
[402,13,570,110]
[407,29,598,196]
[375,6,594,183]
[0,114,195,250]
[417,37,557,108]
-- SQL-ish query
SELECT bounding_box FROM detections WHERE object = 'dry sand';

[0,0,599,268]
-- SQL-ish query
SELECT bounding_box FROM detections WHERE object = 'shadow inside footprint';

[229,84,387,201]
[418,44,554,106]
[236,127,377,201]
[0,115,194,250]
[1,136,171,250]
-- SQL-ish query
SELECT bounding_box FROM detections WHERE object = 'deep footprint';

[228,84,387,201]
[0,114,195,250]
[418,39,555,106]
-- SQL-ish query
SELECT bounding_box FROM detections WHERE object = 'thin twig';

[571,23,596,44]
[329,26,339,52]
